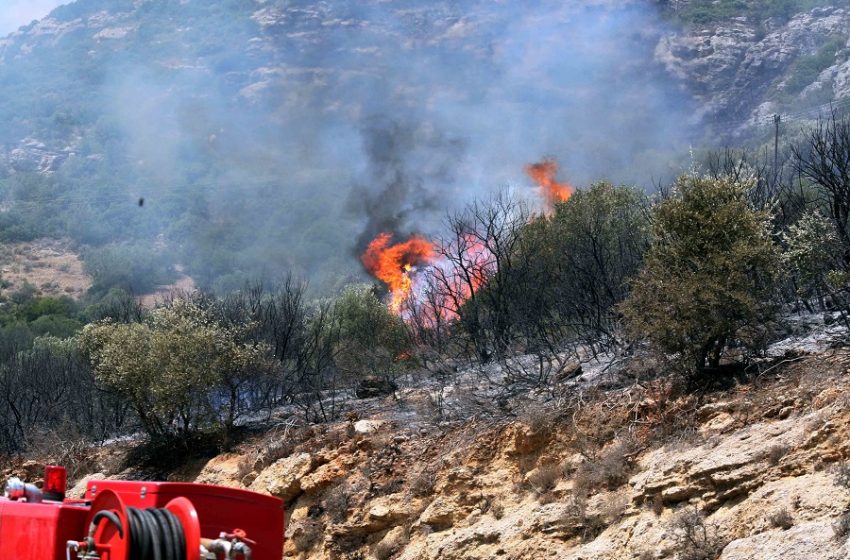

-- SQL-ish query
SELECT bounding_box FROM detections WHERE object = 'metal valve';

[201,529,254,559]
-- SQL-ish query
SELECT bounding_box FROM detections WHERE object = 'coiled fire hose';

[126,507,187,560]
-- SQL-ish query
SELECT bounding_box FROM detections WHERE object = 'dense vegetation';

[0,0,364,296]
[4,1,850,462]
[2,112,849,457]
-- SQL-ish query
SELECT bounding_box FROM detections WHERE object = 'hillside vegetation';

[2,0,850,301]
[4,3,850,559]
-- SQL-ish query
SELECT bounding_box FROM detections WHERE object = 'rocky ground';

[15,318,843,560]
[0,238,90,298]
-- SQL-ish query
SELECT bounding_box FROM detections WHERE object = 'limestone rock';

[354,419,384,435]
[720,520,846,560]
[419,497,461,531]
[631,412,811,509]
[250,452,313,502]
[655,7,850,125]
[194,453,244,488]
[67,473,104,499]
[300,459,348,495]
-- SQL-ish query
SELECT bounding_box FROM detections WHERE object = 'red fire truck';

[0,465,284,559]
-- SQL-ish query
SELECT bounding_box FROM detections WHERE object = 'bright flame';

[525,159,574,209]
[363,158,571,318]
[361,232,435,314]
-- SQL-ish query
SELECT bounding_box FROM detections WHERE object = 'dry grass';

[764,444,790,466]
[601,493,629,524]
[323,483,352,523]
[651,493,664,515]
[573,438,636,494]
[409,466,438,497]
[239,420,307,475]
[528,462,563,499]
[768,508,793,530]
[291,519,323,552]
[26,421,104,483]
[372,528,408,560]
[834,462,850,489]
[835,511,850,541]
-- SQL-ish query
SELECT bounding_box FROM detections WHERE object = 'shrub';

[765,444,790,466]
[672,507,728,560]
[621,175,782,377]
[834,462,850,489]
[79,298,269,442]
[601,493,629,523]
[783,210,843,300]
[291,519,323,552]
[323,483,351,523]
[538,182,649,345]
[409,467,438,497]
[373,528,408,560]
[768,508,793,530]
[83,242,176,296]
[527,463,563,499]
[574,438,636,493]
[786,35,846,94]
[332,284,411,380]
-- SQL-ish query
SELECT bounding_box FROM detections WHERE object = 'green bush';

[83,242,176,296]
[783,209,843,299]
[621,175,782,376]
[785,35,846,94]
[80,299,268,441]
[28,314,82,338]
[332,284,411,378]
[664,0,839,25]
[541,182,649,341]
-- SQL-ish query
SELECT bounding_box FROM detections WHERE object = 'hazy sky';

[0,0,65,36]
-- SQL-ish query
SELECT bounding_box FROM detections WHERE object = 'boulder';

[419,497,460,530]
[250,452,314,503]
[355,376,398,399]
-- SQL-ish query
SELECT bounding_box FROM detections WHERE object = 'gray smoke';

[347,117,466,252]
[5,0,698,292]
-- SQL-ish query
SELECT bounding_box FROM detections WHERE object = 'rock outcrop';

[656,6,850,127]
[182,348,850,559]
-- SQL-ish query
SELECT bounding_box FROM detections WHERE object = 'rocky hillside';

[657,2,850,132]
[21,315,843,559]
[3,0,850,293]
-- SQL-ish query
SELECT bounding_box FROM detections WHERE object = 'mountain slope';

[0,0,849,295]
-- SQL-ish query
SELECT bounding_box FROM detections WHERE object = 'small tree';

[620,175,781,376]
[783,210,843,305]
[792,111,850,265]
[333,284,410,379]
[80,299,267,443]
[542,182,649,348]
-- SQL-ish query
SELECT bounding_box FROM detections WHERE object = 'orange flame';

[363,158,569,318]
[361,232,435,314]
[525,159,574,209]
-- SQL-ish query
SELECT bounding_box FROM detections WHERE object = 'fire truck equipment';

[0,466,284,560]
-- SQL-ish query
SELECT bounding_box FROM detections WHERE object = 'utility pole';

[773,113,781,171]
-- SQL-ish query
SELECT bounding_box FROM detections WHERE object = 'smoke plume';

[0,0,697,293]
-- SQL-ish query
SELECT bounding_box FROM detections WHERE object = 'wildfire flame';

[361,232,435,313]
[525,159,574,209]
[362,159,572,317]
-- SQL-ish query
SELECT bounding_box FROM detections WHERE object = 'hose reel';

[68,490,221,560]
